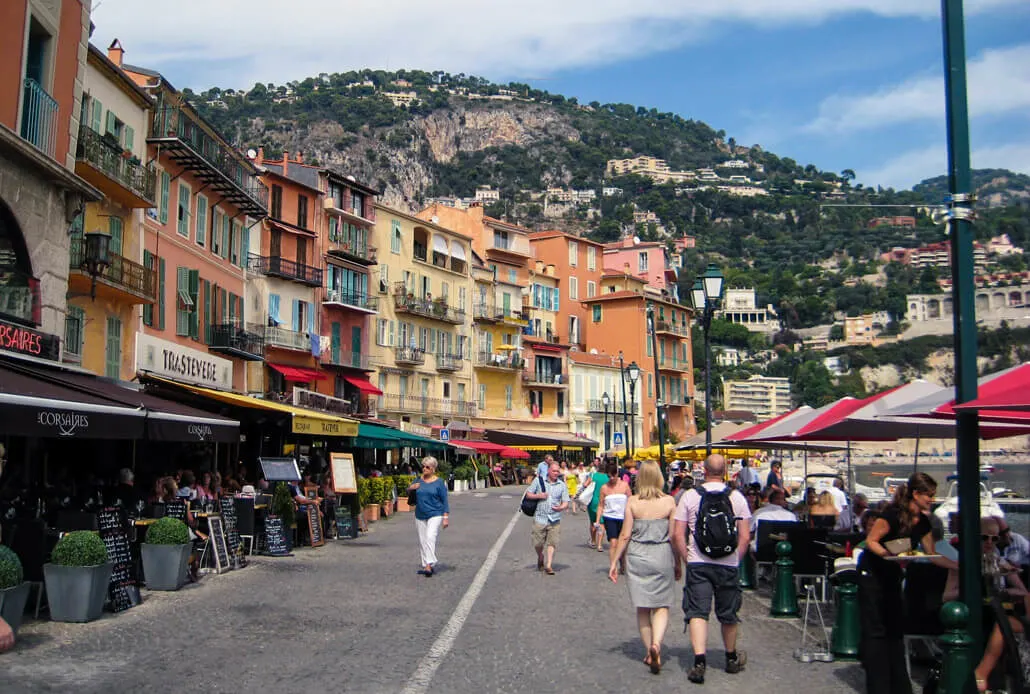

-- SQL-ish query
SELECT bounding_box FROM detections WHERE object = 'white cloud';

[806,44,1030,134]
[89,0,1022,88]
[860,142,1030,189]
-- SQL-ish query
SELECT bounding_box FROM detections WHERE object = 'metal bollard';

[937,601,974,694]
[830,578,860,660]
[739,551,756,590]
[770,541,799,617]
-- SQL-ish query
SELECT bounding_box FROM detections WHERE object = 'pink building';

[602,238,678,297]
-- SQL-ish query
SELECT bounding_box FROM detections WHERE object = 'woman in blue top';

[407,456,449,577]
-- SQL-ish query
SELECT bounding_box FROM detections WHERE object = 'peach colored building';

[529,230,604,349]
[603,238,679,298]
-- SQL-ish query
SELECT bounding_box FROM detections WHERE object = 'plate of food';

[883,551,942,561]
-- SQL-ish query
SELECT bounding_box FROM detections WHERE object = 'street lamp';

[626,360,640,458]
[646,303,666,473]
[601,391,611,453]
[81,229,112,301]
[689,263,725,456]
[618,351,629,461]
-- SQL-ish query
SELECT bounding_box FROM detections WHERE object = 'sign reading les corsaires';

[135,333,233,390]
[0,319,61,361]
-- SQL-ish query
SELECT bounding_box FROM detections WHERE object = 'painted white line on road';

[401,510,522,694]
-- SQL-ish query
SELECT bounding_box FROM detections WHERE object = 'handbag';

[576,480,595,506]
[407,486,418,507]
[521,476,546,517]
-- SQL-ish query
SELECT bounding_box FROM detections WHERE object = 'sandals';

[544,567,555,575]
[648,645,661,674]
[975,678,987,693]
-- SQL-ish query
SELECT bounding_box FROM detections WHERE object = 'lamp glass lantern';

[690,280,706,312]
[702,263,724,304]
[601,391,611,409]
[81,229,112,300]
[627,361,640,384]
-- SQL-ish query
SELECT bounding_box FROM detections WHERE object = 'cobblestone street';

[1,488,867,693]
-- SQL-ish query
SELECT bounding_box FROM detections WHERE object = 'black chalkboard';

[97,508,139,613]
[259,457,301,482]
[165,500,188,522]
[219,498,245,568]
[306,504,324,548]
[263,515,291,556]
[207,516,232,574]
[335,514,357,540]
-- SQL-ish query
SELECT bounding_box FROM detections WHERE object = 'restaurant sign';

[292,415,358,437]
[399,421,433,438]
[0,318,61,361]
[136,333,233,390]
[292,388,350,416]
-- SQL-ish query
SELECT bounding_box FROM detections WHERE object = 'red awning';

[531,344,565,353]
[268,363,327,382]
[501,446,530,459]
[450,439,509,454]
[343,375,383,395]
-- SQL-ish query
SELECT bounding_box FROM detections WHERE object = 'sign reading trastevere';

[136,333,233,390]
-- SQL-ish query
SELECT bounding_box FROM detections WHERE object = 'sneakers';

[687,662,706,684]
[725,651,747,674]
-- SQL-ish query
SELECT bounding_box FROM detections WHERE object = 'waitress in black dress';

[857,472,942,694]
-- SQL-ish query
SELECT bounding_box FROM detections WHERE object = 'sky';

[91,0,1030,191]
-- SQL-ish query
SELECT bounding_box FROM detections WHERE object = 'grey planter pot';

[141,543,190,591]
[0,582,31,633]
[43,563,113,623]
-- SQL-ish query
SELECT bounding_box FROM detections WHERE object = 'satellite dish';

[346,175,356,182]
[633,236,641,244]
[246,148,257,159]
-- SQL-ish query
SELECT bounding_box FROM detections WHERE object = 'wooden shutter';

[105,317,122,379]
[291,299,301,332]
[331,322,341,362]
[105,110,116,136]
[306,302,315,335]
[142,251,154,325]
[228,292,236,325]
[222,216,230,259]
[159,172,170,224]
[157,258,166,329]
[196,196,207,246]
[108,216,123,256]
[202,280,211,342]
[123,125,134,151]
[91,99,103,133]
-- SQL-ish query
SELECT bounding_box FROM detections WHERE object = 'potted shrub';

[379,476,395,517]
[362,478,380,522]
[44,530,111,623]
[141,517,190,591]
[0,545,29,633]
[272,482,297,549]
[395,475,415,511]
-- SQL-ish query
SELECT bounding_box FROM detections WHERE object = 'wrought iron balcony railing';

[20,78,57,158]
[379,393,477,417]
[654,319,690,337]
[249,323,312,352]
[76,126,157,205]
[322,348,371,370]
[69,238,157,301]
[251,255,323,286]
[394,346,426,365]
[209,323,264,361]
[323,290,378,312]
[475,352,525,370]
[435,353,462,372]
[586,399,639,414]
[392,284,465,324]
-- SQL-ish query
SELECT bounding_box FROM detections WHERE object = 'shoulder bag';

[521,475,546,517]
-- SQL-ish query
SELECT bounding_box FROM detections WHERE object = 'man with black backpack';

[672,454,752,685]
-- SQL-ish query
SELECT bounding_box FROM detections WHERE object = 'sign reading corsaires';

[135,333,233,390]
[36,410,89,436]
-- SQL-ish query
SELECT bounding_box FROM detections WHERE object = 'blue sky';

[92,0,1030,190]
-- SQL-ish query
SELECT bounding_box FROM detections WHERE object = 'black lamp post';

[626,361,640,458]
[618,350,629,459]
[602,391,611,454]
[81,229,112,301]
[646,304,666,472]
[690,263,724,456]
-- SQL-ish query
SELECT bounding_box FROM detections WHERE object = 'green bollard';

[937,601,974,694]
[830,579,860,660]
[770,541,799,617]
[739,551,756,590]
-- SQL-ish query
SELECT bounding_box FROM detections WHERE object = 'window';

[175,269,199,338]
[638,251,649,273]
[105,317,122,379]
[568,241,578,266]
[505,385,513,411]
[297,237,307,266]
[508,269,516,284]
[297,195,308,229]
[231,221,242,265]
[64,306,85,357]
[557,392,565,417]
[142,251,154,325]
[156,258,166,330]
[195,195,207,246]
[592,304,602,322]
[351,191,365,217]
[391,220,402,254]
[177,183,191,237]
[586,280,596,298]
[569,277,578,300]
[478,385,487,410]
[379,265,389,294]
[493,230,509,250]
[647,373,653,398]
[159,171,170,224]
[211,210,222,256]
[270,184,283,219]
[587,246,597,271]
[377,318,388,346]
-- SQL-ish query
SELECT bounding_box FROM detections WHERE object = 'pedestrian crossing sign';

[612,432,624,446]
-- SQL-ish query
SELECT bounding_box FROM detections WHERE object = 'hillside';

[913,169,1030,208]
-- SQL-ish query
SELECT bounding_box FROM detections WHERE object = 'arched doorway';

[0,198,39,326]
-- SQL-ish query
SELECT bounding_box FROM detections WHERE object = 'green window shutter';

[291,299,301,332]
[228,292,236,325]
[202,280,211,343]
[220,289,228,325]
[222,216,230,259]
[195,195,207,246]
[108,216,123,256]
[142,251,154,325]
[105,110,116,136]
[123,125,134,152]
[105,316,122,379]
[241,225,250,268]
[331,322,341,362]
[188,270,200,338]
[175,267,188,336]
[91,100,103,133]
[157,258,166,330]
[159,172,170,224]
[306,302,315,334]
[237,293,245,325]
[177,184,190,237]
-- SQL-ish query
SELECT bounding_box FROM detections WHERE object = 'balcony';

[251,324,312,352]
[251,255,323,287]
[659,359,692,373]
[654,319,690,338]
[394,346,426,366]
[486,234,531,260]
[68,238,157,304]
[321,348,372,371]
[435,353,462,372]
[497,309,528,327]
[475,352,525,371]
[392,284,465,324]
[149,106,267,217]
[327,240,377,266]
[379,393,476,417]
[323,290,378,314]
[473,303,497,322]
[323,197,376,226]
[524,331,562,345]
[586,399,639,414]
[209,323,264,361]
[0,269,41,327]
[20,78,57,158]
[75,126,156,207]
[522,370,568,388]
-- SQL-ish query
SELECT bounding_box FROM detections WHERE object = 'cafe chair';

[988,595,1030,694]
[902,562,948,677]
[234,497,256,556]
[788,526,833,602]
[755,520,801,579]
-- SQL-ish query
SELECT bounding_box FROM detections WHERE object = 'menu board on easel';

[306,504,324,547]
[208,516,232,574]
[98,508,140,612]
[219,498,245,569]
[330,452,357,493]
[263,515,291,556]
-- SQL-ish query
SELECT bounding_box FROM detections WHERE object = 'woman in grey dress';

[609,461,681,674]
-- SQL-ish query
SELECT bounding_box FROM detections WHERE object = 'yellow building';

[369,204,475,427]
[65,44,157,379]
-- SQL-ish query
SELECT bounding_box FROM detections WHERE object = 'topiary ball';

[50,530,109,567]
[145,517,189,545]
[0,545,23,589]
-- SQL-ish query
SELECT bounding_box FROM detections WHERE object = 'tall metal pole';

[628,381,637,457]
[648,305,667,472]
[704,310,713,457]
[603,402,611,453]
[619,351,629,460]
[941,0,982,652]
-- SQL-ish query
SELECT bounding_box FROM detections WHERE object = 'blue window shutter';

[553,288,560,312]
[306,302,315,334]
[241,225,250,267]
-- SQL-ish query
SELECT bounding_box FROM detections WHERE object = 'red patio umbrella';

[723,407,807,443]
[500,447,530,460]
[885,363,1030,423]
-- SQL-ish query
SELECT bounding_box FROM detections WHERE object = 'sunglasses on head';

[981,534,999,542]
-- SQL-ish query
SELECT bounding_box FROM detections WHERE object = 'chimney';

[295,152,303,164]
[255,147,264,166]
[282,150,289,174]
[108,39,124,67]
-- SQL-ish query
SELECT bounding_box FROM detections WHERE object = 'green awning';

[349,422,449,451]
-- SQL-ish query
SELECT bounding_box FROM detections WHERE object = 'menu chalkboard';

[97,508,140,613]
[165,501,188,522]
[335,514,357,540]
[306,504,324,547]
[208,516,232,574]
[259,457,302,482]
[219,498,245,569]
[264,516,291,557]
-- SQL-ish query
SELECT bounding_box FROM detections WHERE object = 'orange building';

[603,237,679,299]
[121,50,268,393]
[529,230,604,349]
[582,275,696,446]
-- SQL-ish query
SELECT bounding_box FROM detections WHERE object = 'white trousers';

[416,515,443,567]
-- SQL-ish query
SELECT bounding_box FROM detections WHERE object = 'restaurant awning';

[450,440,509,454]
[484,429,599,450]
[450,240,466,261]
[144,375,358,437]
[343,375,383,395]
[350,422,449,450]
[268,363,327,382]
